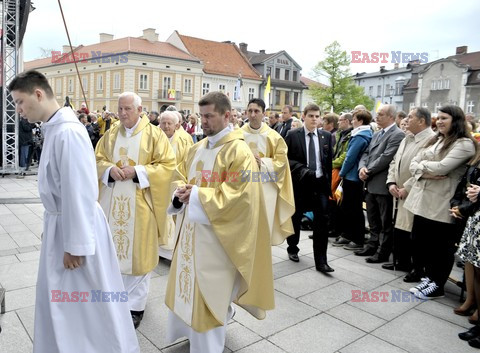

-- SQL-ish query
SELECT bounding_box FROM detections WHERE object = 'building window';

[369,86,373,97]
[202,82,210,96]
[467,101,475,113]
[218,84,226,93]
[285,91,290,105]
[113,73,121,90]
[435,102,442,113]
[248,88,255,101]
[395,82,403,96]
[292,71,298,82]
[422,102,428,109]
[385,84,391,97]
[68,78,73,93]
[275,68,280,79]
[184,79,192,94]
[293,92,299,106]
[267,66,272,76]
[444,79,450,89]
[139,74,148,90]
[55,79,62,94]
[82,77,88,92]
[163,76,172,90]
[431,80,436,90]
[97,75,103,91]
[183,109,191,116]
[377,85,381,97]
[284,69,290,81]
[409,102,415,111]
[275,90,281,105]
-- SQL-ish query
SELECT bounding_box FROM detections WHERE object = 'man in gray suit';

[356,104,405,263]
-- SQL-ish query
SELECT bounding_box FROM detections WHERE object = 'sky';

[22,0,480,85]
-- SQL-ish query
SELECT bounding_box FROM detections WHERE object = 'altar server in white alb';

[8,70,139,353]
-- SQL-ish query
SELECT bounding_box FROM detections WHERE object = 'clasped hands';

[110,166,137,181]
[175,184,194,204]
[449,184,480,219]
[388,184,408,200]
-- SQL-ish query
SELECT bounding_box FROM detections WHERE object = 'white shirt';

[304,128,323,178]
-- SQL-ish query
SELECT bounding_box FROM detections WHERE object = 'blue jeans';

[20,145,30,168]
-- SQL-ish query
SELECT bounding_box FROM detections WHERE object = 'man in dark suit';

[356,104,405,263]
[276,105,294,138]
[285,103,334,273]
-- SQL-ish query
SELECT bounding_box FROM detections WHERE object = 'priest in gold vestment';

[158,111,191,259]
[242,98,295,245]
[165,92,275,353]
[96,92,176,329]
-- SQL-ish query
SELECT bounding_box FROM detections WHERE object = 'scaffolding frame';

[1,0,20,174]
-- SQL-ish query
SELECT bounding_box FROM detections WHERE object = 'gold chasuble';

[165,129,275,333]
[96,115,176,275]
[178,125,194,147]
[159,132,191,259]
[242,123,295,245]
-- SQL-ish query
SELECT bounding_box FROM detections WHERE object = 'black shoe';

[469,336,480,348]
[403,270,424,283]
[366,254,389,264]
[354,247,376,257]
[382,263,411,271]
[459,326,480,341]
[131,311,144,329]
[316,263,334,273]
[288,253,300,262]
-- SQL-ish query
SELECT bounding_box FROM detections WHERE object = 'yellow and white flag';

[263,75,271,109]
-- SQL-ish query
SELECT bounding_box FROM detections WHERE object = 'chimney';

[99,33,114,43]
[239,42,248,53]
[142,28,158,43]
[380,66,385,72]
[62,45,75,53]
[394,63,399,70]
[259,49,266,54]
[456,46,468,55]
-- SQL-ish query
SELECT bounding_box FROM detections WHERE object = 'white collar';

[207,126,231,149]
[381,122,396,134]
[304,127,318,137]
[124,117,141,135]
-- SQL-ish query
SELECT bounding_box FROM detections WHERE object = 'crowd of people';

[8,69,480,352]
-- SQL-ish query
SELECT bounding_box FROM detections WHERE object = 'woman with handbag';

[336,110,373,250]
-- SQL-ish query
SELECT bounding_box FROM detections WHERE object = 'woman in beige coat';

[404,105,477,300]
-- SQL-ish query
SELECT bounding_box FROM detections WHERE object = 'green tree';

[310,41,373,113]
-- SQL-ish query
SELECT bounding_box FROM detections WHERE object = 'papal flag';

[234,75,243,101]
[263,75,271,110]
[375,100,382,113]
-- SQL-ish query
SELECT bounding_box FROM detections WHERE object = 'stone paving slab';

[0,175,474,352]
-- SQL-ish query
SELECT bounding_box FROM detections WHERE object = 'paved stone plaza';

[0,175,477,352]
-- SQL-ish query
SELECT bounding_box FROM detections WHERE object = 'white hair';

[118,92,142,108]
[160,111,179,124]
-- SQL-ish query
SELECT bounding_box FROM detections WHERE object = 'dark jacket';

[451,161,480,218]
[285,127,333,209]
[276,118,294,138]
[19,118,34,147]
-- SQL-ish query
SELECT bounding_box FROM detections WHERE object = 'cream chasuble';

[242,123,295,245]
[166,129,275,333]
[96,115,176,275]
